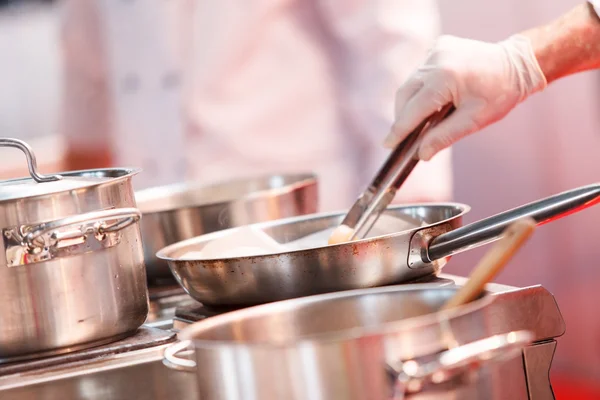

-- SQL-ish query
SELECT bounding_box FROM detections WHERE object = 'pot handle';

[424,183,600,262]
[0,138,62,182]
[163,340,196,372]
[3,208,142,267]
[390,330,533,398]
[24,208,142,250]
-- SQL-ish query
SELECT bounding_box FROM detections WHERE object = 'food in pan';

[181,214,425,260]
[327,224,355,245]
[181,226,285,260]
[328,213,425,245]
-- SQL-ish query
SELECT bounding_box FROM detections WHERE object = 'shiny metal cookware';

[0,138,148,362]
[136,174,318,283]
[158,183,600,306]
[163,285,535,399]
[341,104,454,241]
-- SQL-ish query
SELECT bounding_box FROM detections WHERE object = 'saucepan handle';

[163,340,197,372]
[389,330,533,399]
[425,183,600,262]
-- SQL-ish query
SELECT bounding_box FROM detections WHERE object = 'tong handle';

[343,104,455,240]
[0,138,62,183]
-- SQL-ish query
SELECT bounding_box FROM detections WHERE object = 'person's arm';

[525,2,600,83]
[385,2,600,161]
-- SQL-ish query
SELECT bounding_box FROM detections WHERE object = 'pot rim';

[135,172,318,216]
[0,167,141,205]
[177,285,494,349]
[156,202,470,262]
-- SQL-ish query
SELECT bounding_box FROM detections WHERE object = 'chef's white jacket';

[60,0,452,212]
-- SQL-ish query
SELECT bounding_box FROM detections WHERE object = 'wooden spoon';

[440,217,536,311]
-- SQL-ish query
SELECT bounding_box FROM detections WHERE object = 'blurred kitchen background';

[1,0,600,397]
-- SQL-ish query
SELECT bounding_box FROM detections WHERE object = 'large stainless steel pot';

[163,285,534,399]
[135,174,318,283]
[158,183,600,306]
[0,138,148,362]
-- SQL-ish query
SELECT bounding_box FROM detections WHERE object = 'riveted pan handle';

[3,208,142,267]
[423,183,600,262]
[389,330,533,398]
[0,138,62,182]
[24,208,141,250]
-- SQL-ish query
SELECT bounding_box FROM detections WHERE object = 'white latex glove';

[384,34,547,161]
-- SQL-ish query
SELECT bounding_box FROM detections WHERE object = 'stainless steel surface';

[0,147,148,360]
[426,183,600,261]
[170,275,455,330]
[0,137,62,183]
[405,353,530,400]
[341,105,454,241]
[523,340,557,400]
[440,274,566,342]
[164,285,539,400]
[147,286,196,331]
[3,208,141,267]
[159,204,466,306]
[172,303,239,330]
[0,275,561,400]
[136,173,318,283]
[159,183,600,306]
[0,346,199,400]
[0,343,529,400]
[393,331,532,385]
[0,327,175,375]
[164,329,532,382]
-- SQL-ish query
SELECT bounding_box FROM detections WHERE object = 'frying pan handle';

[425,183,600,262]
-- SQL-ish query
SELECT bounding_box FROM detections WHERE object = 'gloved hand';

[384,34,547,161]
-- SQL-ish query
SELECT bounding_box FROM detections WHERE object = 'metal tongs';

[340,104,455,241]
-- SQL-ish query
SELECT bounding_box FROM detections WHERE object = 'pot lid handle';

[0,138,62,183]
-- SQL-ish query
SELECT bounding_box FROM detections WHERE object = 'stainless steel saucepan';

[0,138,148,362]
[162,285,535,399]
[136,174,318,283]
[157,183,600,306]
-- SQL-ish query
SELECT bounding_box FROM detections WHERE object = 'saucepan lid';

[0,138,138,203]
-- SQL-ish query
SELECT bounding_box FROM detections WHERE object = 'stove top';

[0,273,565,400]
[0,327,176,376]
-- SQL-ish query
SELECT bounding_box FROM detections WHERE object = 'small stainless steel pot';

[135,174,318,283]
[0,138,148,362]
[163,285,533,399]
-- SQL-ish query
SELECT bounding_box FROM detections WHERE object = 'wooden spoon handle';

[440,217,536,311]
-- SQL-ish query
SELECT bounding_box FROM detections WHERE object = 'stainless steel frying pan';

[157,184,600,306]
